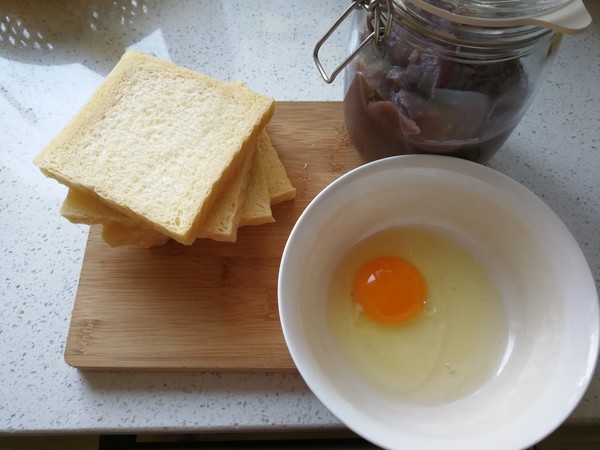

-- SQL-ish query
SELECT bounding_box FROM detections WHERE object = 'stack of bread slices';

[33,50,295,247]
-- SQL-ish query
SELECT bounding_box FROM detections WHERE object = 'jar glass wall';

[342,4,561,163]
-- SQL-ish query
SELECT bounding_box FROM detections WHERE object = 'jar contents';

[344,14,540,163]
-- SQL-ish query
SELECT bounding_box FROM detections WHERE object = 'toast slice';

[239,137,274,227]
[102,224,170,248]
[61,188,145,228]
[259,132,296,205]
[34,50,274,245]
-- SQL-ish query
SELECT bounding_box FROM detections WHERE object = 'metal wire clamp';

[313,0,393,84]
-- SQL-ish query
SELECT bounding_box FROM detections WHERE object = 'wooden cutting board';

[65,101,366,371]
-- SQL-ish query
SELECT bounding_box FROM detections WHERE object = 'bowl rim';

[278,154,599,450]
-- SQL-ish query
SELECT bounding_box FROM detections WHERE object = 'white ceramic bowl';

[278,155,598,450]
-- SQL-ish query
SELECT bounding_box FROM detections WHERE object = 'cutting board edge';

[64,354,298,372]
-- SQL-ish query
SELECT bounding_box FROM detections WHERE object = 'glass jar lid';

[410,0,571,19]
[403,0,591,33]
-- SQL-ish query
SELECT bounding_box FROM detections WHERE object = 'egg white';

[328,226,508,405]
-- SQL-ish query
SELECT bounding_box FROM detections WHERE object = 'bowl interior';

[278,155,598,450]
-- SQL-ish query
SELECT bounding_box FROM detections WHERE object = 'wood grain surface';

[65,101,366,371]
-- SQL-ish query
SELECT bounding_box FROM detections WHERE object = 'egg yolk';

[353,256,427,324]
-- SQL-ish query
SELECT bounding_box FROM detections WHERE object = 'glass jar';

[316,0,589,163]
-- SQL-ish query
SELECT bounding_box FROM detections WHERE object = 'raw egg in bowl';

[278,155,598,450]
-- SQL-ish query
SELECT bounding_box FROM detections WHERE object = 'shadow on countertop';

[0,0,159,74]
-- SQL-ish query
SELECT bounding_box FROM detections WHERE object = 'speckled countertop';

[1,0,599,435]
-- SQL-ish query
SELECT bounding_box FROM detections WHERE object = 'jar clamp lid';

[314,0,591,83]
[407,0,591,32]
